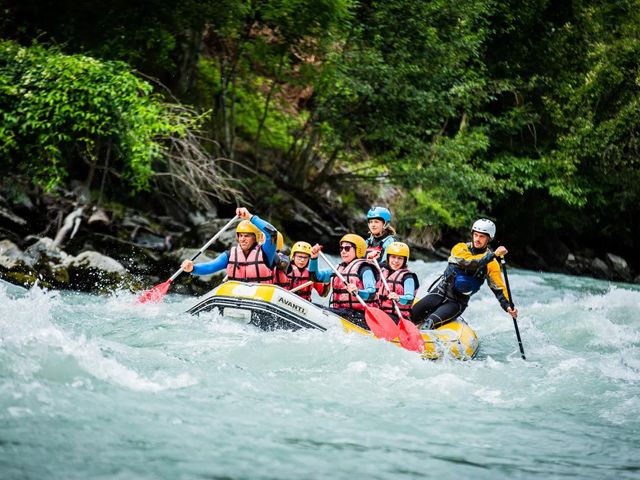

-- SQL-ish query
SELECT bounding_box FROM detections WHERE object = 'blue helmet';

[367,206,392,224]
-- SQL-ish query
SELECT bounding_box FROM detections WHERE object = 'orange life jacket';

[376,266,419,320]
[226,244,274,284]
[330,259,378,311]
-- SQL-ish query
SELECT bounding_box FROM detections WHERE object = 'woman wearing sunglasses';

[308,234,379,325]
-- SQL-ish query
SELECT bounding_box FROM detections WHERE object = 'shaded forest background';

[1,0,639,273]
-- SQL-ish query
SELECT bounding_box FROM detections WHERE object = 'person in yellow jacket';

[411,218,518,329]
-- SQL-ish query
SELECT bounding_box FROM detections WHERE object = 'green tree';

[0,41,235,208]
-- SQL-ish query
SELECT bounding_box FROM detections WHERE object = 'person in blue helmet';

[365,206,397,262]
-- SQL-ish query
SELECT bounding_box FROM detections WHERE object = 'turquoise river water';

[1,259,639,479]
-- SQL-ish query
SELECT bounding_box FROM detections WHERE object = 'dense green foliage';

[1,0,639,263]
[0,41,193,192]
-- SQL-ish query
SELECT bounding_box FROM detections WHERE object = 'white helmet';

[471,218,496,240]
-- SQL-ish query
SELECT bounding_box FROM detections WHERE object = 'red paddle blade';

[398,318,424,352]
[137,279,172,304]
[364,306,399,341]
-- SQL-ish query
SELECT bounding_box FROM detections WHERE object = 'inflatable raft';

[187,281,479,360]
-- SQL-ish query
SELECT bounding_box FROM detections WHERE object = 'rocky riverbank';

[1,177,638,297]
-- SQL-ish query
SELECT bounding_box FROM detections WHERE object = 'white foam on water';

[0,282,197,392]
[1,268,639,479]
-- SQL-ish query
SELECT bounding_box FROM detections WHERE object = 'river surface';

[1,259,639,479]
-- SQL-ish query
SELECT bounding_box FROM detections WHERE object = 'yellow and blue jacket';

[445,242,510,310]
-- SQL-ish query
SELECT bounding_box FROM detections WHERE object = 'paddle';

[500,257,526,360]
[290,280,313,293]
[372,259,424,352]
[137,216,239,304]
[318,251,399,341]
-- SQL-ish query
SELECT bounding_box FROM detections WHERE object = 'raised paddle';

[500,257,526,360]
[318,251,399,341]
[137,216,239,303]
[372,259,424,352]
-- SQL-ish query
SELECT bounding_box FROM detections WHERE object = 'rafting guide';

[411,218,518,329]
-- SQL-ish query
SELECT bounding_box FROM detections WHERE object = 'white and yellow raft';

[188,281,479,360]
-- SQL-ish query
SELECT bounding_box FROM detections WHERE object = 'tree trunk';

[175,28,205,98]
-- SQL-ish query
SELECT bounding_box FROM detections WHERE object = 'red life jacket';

[226,244,274,284]
[287,265,313,300]
[280,265,326,300]
[273,268,290,287]
[365,234,393,258]
[376,267,419,320]
[330,259,378,311]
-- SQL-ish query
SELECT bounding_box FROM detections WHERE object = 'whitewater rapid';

[1,260,639,479]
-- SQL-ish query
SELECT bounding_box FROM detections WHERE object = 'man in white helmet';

[411,218,518,329]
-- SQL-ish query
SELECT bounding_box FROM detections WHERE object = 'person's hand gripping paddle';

[137,216,239,304]
[372,258,424,352]
[318,251,399,341]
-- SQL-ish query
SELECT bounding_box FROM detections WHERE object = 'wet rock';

[0,239,26,262]
[0,239,43,287]
[523,245,548,270]
[71,232,164,277]
[122,211,152,229]
[131,226,171,251]
[0,239,35,270]
[24,237,70,265]
[565,251,624,280]
[605,253,632,282]
[154,215,189,234]
[64,251,135,293]
[194,218,238,251]
[565,252,588,276]
[538,235,570,266]
[68,251,127,274]
[0,227,22,246]
[591,257,611,279]
[434,246,451,260]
